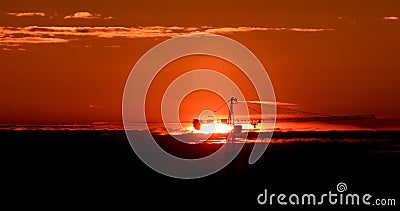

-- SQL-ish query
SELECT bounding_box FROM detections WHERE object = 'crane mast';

[228,97,238,126]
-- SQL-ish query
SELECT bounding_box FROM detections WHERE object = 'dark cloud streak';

[0,25,334,46]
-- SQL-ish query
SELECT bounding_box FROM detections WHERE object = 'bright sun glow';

[190,123,232,134]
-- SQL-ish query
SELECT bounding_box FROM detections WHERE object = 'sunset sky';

[0,0,399,129]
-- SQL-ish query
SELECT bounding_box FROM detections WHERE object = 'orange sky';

[0,0,399,128]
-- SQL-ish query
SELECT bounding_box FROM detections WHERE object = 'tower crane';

[192,97,376,132]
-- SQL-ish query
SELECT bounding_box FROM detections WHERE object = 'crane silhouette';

[192,96,375,132]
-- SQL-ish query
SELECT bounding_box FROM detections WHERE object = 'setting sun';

[189,123,233,134]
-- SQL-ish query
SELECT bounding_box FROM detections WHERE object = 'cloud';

[0,35,69,44]
[89,104,102,109]
[289,28,334,32]
[204,26,271,33]
[383,16,399,21]
[0,26,334,45]
[64,11,113,20]
[204,26,333,34]
[104,45,120,48]
[72,44,93,48]
[0,43,20,47]
[6,12,45,17]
